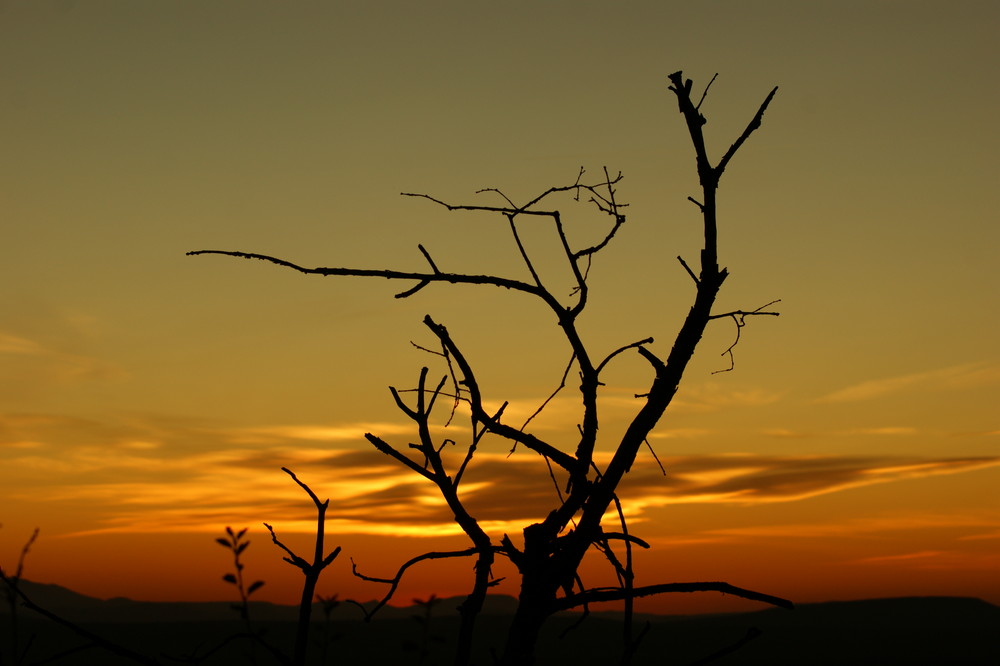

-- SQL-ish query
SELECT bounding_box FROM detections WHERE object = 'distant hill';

[3,581,998,665]
[1,579,521,623]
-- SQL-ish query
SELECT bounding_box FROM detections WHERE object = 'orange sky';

[1,1,998,615]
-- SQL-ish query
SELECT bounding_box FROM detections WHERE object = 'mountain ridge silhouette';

[5,578,999,625]
[4,580,998,664]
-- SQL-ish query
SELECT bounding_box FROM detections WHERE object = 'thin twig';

[677,255,699,284]
[695,73,719,111]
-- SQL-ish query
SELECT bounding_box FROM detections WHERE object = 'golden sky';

[1,1,998,614]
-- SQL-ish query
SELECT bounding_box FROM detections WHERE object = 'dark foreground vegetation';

[4,582,998,666]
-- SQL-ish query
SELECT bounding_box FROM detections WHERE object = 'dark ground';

[4,583,999,665]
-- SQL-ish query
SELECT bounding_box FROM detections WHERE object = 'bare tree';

[190,71,789,666]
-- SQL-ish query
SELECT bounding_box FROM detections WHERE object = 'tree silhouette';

[190,70,788,666]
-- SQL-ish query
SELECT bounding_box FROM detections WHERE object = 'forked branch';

[710,299,782,373]
[264,468,341,666]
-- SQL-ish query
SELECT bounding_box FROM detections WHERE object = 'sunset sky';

[2,1,998,616]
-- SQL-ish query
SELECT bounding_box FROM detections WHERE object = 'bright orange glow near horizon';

[2,1,998,618]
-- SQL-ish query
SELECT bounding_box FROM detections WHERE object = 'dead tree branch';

[552,582,794,613]
[190,70,784,666]
[350,548,499,621]
[264,468,341,666]
[709,299,781,373]
[362,364,505,666]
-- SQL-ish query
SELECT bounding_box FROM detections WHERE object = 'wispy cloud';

[6,410,999,540]
[617,455,1000,509]
[817,362,1000,403]
[0,333,46,355]
[841,548,1000,572]
[849,550,946,565]
[703,512,1000,541]
[37,449,1000,538]
[762,428,814,439]
[670,383,782,413]
[763,426,919,439]
[0,328,127,385]
[648,428,714,440]
[222,423,422,445]
[844,426,918,436]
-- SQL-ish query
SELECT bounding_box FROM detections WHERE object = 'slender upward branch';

[265,468,341,666]
[575,71,778,583]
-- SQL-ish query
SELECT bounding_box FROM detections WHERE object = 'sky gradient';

[2,1,998,615]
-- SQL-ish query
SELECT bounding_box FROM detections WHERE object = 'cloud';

[762,427,918,439]
[7,410,999,540]
[844,426,918,436]
[35,443,1000,539]
[0,329,127,385]
[840,548,1000,572]
[762,428,814,439]
[817,362,1000,403]
[0,333,46,355]
[848,550,946,565]
[647,428,714,440]
[703,512,1000,541]
[959,530,1000,541]
[618,455,1000,509]
[952,429,1000,438]
[669,383,782,413]
[221,423,422,445]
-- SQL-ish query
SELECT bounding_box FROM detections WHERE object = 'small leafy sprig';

[216,526,265,622]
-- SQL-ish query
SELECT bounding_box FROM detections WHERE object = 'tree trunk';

[498,576,558,666]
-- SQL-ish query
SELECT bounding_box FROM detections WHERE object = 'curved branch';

[595,338,655,377]
[263,522,309,570]
[709,299,781,374]
[186,250,543,300]
[552,581,794,613]
[573,167,627,261]
[597,531,650,550]
[350,548,500,620]
[280,466,325,511]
